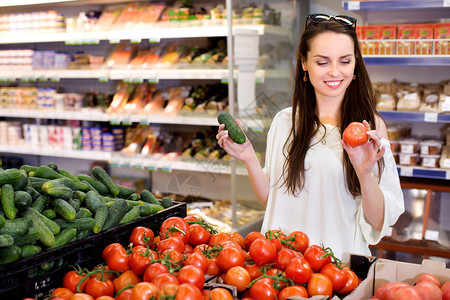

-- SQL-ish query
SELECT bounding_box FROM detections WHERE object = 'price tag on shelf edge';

[400,167,413,177]
[445,0,450,7]
[424,230,439,241]
[346,1,360,10]
[424,112,438,123]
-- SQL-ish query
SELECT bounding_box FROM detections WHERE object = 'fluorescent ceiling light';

[0,0,77,7]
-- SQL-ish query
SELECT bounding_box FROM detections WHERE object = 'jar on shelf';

[420,154,441,168]
[399,153,419,166]
[399,138,420,154]
[419,139,444,155]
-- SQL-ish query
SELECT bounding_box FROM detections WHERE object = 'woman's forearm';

[244,155,270,207]
[359,173,385,231]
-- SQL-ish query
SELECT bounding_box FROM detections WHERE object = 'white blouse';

[261,107,405,260]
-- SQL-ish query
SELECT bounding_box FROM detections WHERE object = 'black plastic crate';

[0,234,103,300]
[0,201,186,299]
[102,201,187,247]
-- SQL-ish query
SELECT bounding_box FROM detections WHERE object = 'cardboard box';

[362,25,382,55]
[379,25,397,55]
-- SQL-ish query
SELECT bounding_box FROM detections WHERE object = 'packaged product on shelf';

[399,152,419,166]
[434,22,450,55]
[105,42,138,68]
[439,82,450,112]
[107,83,131,114]
[142,90,166,115]
[134,3,165,28]
[374,81,397,111]
[420,139,444,155]
[396,86,421,111]
[399,138,420,154]
[362,25,382,55]
[440,145,450,169]
[379,24,397,55]
[397,24,416,55]
[419,84,441,112]
[414,23,434,55]
[122,83,151,113]
[110,2,147,30]
[420,154,441,168]
[93,5,125,31]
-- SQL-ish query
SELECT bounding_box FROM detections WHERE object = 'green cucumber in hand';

[218,112,246,144]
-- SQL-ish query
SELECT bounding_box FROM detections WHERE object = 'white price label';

[424,230,439,241]
[424,112,438,123]
[400,167,413,177]
[445,0,450,7]
[347,1,360,10]
[446,170,450,180]
[442,96,450,112]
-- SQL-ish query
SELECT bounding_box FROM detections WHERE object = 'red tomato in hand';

[343,122,368,147]
[129,226,154,248]
[160,217,190,244]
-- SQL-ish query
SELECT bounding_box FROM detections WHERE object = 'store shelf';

[0,108,110,121]
[371,236,450,259]
[110,154,248,176]
[0,24,292,45]
[0,68,288,83]
[0,145,110,160]
[343,0,450,11]
[363,56,450,66]
[380,111,450,123]
[397,166,450,180]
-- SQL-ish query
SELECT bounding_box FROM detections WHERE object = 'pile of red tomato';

[32,215,361,300]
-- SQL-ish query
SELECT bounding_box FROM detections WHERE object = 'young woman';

[216,14,404,259]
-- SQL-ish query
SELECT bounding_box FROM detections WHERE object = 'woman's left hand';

[341,120,385,177]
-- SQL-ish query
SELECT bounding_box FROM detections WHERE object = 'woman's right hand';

[216,121,258,166]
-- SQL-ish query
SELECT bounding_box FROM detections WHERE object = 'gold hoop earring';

[303,71,308,82]
[352,74,356,80]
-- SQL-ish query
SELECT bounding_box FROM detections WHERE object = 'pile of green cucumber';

[0,160,174,265]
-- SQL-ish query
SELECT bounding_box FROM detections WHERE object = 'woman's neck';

[316,95,342,126]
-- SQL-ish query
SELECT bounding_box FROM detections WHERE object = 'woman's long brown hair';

[282,20,385,197]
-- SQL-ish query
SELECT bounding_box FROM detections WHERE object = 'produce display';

[23,216,362,300]
[0,160,174,266]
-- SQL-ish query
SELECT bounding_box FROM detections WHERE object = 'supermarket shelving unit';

[343,0,450,261]
[0,0,299,234]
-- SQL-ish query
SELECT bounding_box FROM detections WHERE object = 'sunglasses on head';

[305,14,357,30]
